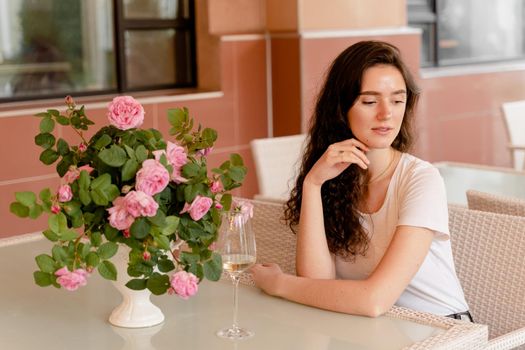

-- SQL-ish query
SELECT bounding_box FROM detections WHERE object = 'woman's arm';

[252,225,434,317]
[295,179,335,278]
[296,138,370,279]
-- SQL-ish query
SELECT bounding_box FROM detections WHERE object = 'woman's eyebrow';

[359,89,407,96]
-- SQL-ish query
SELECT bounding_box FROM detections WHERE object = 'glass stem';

[231,274,241,329]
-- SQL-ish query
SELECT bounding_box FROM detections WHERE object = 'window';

[0,0,196,102]
[408,0,525,67]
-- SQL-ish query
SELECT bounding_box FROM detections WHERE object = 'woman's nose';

[377,100,392,120]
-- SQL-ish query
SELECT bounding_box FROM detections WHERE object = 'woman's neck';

[366,147,396,183]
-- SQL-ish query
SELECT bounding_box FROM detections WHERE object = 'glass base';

[216,325,254,340]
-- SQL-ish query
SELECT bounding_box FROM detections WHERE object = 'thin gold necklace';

[367,150,396,185]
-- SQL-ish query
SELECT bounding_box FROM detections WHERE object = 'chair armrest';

[485,326,525,350]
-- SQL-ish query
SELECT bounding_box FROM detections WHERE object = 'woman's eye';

[362,101,376,105]
[394,100,406,104]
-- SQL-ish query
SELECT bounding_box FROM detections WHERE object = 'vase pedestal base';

[109,288,165,328]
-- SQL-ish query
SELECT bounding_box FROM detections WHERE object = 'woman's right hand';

[304,138,370,187]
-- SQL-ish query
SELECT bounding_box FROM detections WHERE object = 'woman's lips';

[371,127,392,135]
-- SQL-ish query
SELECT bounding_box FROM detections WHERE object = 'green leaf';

[35,254,56,273]
[79,188,91,206]
[15,191,37,207]
[135,145,148,162]
[94,134,112,150]
[47,109,60,117]
[203,253,223,281]
[28,204,43,219]
[202,128,218,143]
[180,251,200,265]
[182,162,200,178]
[39,149,59,165]
[59,229,78,241]
[86,252,100,268]
[158,258,175,273]
[42,229,59,242]
[229,166,246,182]
[48,213,68,233]
[51,246,68,263]
[35,133,56,149]
[97,242,118,259]
[220,194,232,211]
[153,235,170,250]
[39,188,52,202]
[79,170,91,188]
[10,202,29,217]
[146,274,170,295]
[161,216,180,235]
[230,153,244,166]
[40,117,55,133]
[56,115,70,126]
[90,189,108,206]
[121,159,139,181]
[130,218,151,239]
[147,210,166,227]
[123,144,136,159]
[33,271,53,287]
[98,145,127,167]
[90,231,103,247]
[91,173,111,190]
[126,279,147,290]
[56,138,70,156]
[98,260,117,281]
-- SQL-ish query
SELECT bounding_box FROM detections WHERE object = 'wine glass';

[216,209,257,340]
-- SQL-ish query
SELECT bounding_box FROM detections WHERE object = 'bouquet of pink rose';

[10,95,247,297]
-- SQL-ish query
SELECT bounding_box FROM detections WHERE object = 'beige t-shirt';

[335,153,469,315]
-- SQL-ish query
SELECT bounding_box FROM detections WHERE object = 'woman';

[251,41,471,320]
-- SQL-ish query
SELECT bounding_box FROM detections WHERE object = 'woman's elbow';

[361,291,394,318]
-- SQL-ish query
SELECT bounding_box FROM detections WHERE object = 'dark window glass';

[409,0,525,67]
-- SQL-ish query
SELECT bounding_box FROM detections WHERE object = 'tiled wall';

[0,36,268,238]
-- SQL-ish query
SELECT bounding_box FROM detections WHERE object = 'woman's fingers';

[327,140,370,169]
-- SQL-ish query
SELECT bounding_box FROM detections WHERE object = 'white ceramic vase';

[109,246,165,328]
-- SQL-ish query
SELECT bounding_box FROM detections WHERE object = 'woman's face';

[346,64,407,149]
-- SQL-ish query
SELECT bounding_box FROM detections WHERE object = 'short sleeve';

[397,165,449,239]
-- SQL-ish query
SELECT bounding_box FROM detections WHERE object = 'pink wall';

[417,71,525,166]
[0,37,268,238]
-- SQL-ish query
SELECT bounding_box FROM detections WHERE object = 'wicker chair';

[251,199,296,275]
[467,189,525,217]
[449,205,525,349]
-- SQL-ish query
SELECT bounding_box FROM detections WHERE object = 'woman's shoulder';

[397,153,442,184]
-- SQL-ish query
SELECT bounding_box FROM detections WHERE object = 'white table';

[0,235,488,350]
[435,161,525,205]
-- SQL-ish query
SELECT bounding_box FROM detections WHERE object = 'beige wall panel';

[299,0,407,30]
[196,0,221,90]
[266,0,299,32]
[208,0,266,34]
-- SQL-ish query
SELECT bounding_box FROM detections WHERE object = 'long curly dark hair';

[284,40,420,260]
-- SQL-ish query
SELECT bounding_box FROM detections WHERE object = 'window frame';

[409,0,525,68]
[0,0,197,103]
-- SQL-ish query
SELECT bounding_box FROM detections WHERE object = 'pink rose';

[153,141,188,183]
[107,96,144,130]
[210,180,223,194]
[168,271,198,299]
[55,266,89,291]
[78,143,87,152]
[124,190,158,217]
[51,204,61,214]
[57,184,73,202]
[233,199,254,223]
[180,195,213,221]
[135,159,170,196]
[107,197,135,230]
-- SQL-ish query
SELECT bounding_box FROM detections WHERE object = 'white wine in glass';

[216,210,256,340]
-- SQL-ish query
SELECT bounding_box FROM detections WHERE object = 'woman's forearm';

[296,180,335,278]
